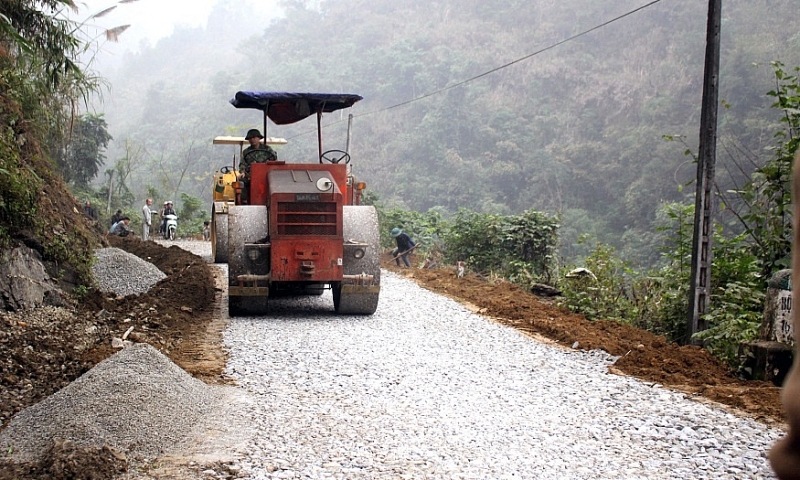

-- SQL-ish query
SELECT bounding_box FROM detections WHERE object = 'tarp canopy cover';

[230,92,363,125]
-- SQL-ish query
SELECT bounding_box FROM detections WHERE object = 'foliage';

[178,192,205,221]
[557,61,800,368]
[557,240,644,324]
[724,62,799,278]
[0,1,106,286]
[0,62,44,244]
[635,202,695,343]
[442,209,558,283]
[558,201,764,370]
[1,0,84,91]
[102,138,142,210]
[176,192,208,238]
[379,207,446,248]
[376,204,448,267]
[559,202,766,369]
[693,232,765,365]
[57,113,112,188]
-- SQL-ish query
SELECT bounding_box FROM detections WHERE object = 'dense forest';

[1,0,798,367]
[90,0,799,267]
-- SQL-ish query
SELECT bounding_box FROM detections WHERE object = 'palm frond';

[57,0,78,13]
[92,6,118,19]
[105,25,131,43]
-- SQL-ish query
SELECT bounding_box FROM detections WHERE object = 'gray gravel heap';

[224,271,785,480]
[92,247,166,297]
[0,343,224,463]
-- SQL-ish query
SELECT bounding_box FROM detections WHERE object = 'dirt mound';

[387,260,784,424]
[78,236,223,378]
[0,237,226,479]
[0,439,127,480]
[0,237,224,430]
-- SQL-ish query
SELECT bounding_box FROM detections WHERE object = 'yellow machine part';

[213,169,239,202]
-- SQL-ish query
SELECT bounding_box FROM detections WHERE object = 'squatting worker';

[390,227,419,268]
[109,216,132,237]
[238,128,277,204]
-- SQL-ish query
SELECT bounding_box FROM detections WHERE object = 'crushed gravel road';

[223,272,784,480]
[0,240,789,479]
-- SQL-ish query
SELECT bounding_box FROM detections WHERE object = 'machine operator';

[238,129,277,204]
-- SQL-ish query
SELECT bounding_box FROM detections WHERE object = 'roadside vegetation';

[377,62,799,371]
[0,0,109,285]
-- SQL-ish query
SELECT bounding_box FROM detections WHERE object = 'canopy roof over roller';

[230,92,363,125]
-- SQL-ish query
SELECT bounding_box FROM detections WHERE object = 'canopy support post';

[317,110,323,163]
[262,107,268,141]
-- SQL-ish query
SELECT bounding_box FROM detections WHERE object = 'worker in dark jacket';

[110,209,123,227]
[238,129,277,204]
[390,227,418,268]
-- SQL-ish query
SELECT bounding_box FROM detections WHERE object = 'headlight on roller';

[247,249,260,261]
[353,248,365,259]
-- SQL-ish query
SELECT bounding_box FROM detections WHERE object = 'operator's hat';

[245,129,264,140]
[391,227,402,237]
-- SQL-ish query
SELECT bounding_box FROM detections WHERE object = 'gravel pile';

[0,343,226,464]
[224,271,785,480]
[92,247,166,297]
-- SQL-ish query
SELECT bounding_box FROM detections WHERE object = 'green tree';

[0,0,108,283]
[723,62,799,278]
[58,113,112,187]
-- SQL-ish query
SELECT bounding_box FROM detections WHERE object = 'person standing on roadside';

[83,201,98,221]
[141,198,154,241]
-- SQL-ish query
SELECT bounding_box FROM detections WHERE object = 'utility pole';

[688,0,722,343]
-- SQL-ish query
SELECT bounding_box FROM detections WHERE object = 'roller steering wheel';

[219,165,234,174]
[320,149,351,165]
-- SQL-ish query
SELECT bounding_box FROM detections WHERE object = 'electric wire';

[287,0,664,140]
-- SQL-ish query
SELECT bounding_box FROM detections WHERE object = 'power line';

[358,0,664,117]
[288,0,663,139]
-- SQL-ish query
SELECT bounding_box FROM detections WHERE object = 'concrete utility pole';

[688,0,722,343]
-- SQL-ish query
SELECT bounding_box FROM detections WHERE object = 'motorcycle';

[163,214,178,240]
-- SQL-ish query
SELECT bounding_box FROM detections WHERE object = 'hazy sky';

[75,0,281,50]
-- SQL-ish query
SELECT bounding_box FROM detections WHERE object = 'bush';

[693,232,765,365]
[558,240,647,324]
[442,209,558,283]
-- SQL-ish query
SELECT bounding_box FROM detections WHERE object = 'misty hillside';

[91,0,800,266]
